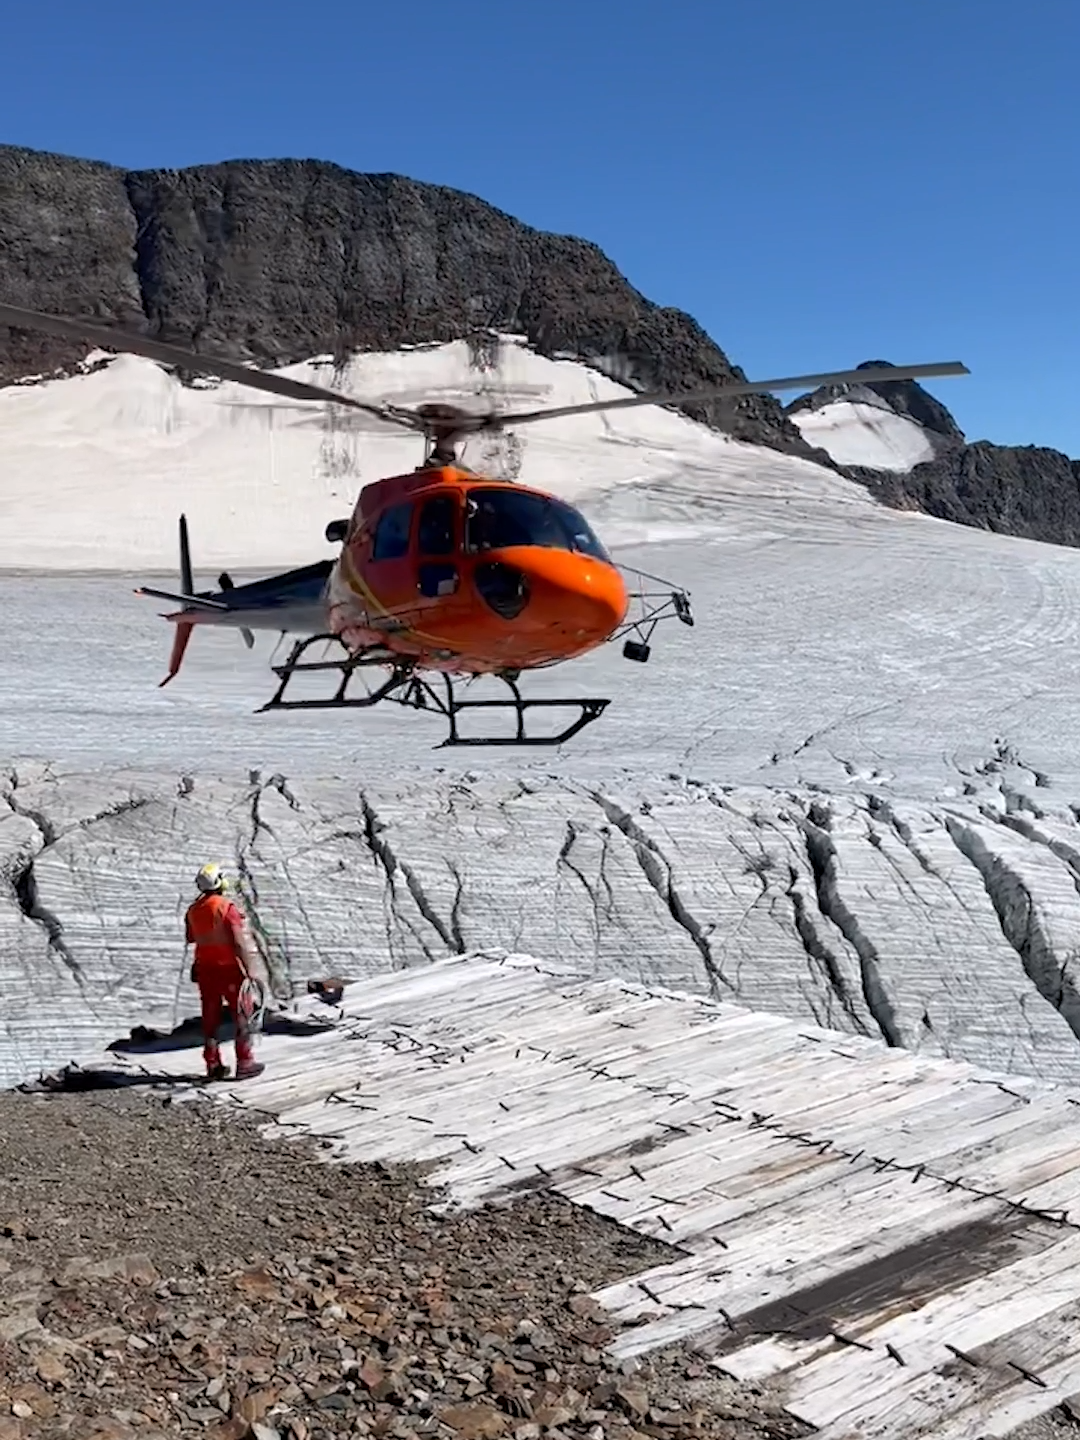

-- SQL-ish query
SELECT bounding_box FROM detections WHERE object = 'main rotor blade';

[481,361,970,430]
[0,302,423,432]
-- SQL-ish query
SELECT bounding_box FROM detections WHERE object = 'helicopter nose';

[518,551,628,639]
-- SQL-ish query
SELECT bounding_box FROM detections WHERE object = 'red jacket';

[185,893,248,975]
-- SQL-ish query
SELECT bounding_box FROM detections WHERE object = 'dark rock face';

[0,148,145,375]
[0,146,824,461]
[6,144,1077,551]
[850,442,1080,547]
[789,361,1080,549]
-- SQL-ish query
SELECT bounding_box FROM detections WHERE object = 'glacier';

[4,335,1080,1092]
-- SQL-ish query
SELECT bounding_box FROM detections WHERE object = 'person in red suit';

[185,864,265,1081]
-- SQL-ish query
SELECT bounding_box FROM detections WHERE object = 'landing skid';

[257,635,610,747]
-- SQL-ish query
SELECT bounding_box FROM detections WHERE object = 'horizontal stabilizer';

[135,586,229,612]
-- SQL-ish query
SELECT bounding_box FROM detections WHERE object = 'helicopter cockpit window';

[464,489,609,561]
[417,495,457,556]
[557,504,609,561]
[372,501,413,561]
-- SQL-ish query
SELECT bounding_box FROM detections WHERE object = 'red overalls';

[185,892,257,1076]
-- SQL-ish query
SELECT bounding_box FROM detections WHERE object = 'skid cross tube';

[258,635,410,712]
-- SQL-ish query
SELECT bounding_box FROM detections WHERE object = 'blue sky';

[3,0,1078,454]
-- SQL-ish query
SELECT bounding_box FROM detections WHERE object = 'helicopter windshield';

[465,488,610,561]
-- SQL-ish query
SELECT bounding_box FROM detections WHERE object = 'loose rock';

[0,1090,804,1440]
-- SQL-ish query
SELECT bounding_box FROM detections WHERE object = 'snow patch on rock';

[790,399,938,472]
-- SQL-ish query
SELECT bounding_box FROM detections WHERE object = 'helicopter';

[0,301,969,747]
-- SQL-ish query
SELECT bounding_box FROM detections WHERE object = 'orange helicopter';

[0,302,969,746]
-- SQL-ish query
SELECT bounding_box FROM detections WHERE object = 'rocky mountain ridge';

[787,361,1080,548]
[0,144,822,462]
[2,144,1078,548]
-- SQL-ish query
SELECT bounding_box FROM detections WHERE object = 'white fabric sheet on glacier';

[81,952,1080,1440]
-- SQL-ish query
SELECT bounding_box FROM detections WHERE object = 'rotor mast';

[413,403,474,467]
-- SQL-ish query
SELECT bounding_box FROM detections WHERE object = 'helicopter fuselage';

[325,466,629,675]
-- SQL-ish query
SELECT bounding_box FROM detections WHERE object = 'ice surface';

[6,751,1080,1090]
[3,337,1080,1091]
[790,399,937,471]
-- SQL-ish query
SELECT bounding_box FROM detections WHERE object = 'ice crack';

[230,774,304,995]
[783,861,873,1038]
[557,820,607,957]
[10,856,84,983]
[444,858,466,954]
[358,790,461,959]
[590,791,732,997]
[0,789,82,985]
[945,812,1080,1042]
[797,800,901,1047]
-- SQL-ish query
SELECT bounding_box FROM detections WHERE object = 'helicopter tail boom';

[136,515,336,685]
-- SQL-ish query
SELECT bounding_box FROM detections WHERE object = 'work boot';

[235,1061,265,1081]
[203,1040,226,1081]
[235,1030,258,1075]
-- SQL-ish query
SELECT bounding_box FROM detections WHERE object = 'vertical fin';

[179,513,193,596]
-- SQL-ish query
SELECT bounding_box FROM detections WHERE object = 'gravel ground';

[0,1089,807,1440]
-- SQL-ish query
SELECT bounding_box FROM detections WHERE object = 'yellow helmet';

[195,863,228,895]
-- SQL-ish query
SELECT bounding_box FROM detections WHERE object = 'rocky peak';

[7,144,1080,555]
[786,358,965,441]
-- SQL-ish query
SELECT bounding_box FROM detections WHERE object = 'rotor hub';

[413,402,495,465]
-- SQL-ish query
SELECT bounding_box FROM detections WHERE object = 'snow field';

[789,396,939,471]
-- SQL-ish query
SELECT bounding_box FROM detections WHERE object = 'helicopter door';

[365,499,417,619]
[416,494,460,598]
